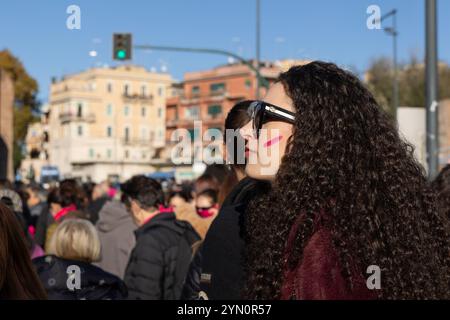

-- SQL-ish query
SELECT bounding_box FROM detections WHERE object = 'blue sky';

[0,0,449,103]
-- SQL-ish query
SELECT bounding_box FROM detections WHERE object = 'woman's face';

[50,202,62,216]
[240,83,295,181]
[195,195,218,218]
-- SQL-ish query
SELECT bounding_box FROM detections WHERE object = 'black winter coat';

[124,212,200,300]
[181,177,269,300]
[33,255,127,300]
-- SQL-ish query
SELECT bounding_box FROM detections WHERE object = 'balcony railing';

[180,91,229,104]
[122,138,154,146]
[59,112,96,124]
[122,93,154,102]
[166,119,179,127]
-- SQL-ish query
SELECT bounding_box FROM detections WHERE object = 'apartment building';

[48,65,173,182]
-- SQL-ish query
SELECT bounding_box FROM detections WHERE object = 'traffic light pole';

[133,44,270,90]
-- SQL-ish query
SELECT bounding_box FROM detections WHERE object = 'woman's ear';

[130,199,140,215]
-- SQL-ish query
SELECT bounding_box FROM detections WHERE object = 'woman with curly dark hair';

[239,61,450,300]
[432,164,450,222]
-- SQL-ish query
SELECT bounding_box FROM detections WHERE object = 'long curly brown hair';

[432,164,450,222]
[243,61,450,299]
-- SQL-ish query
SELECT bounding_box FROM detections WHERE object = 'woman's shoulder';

[33,255,127,299]
[283,226,377,300]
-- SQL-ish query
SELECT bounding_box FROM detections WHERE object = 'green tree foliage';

[0,49,39,170]
[366,55,450,116]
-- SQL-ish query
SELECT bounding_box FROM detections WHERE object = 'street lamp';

[378,9,398,122]
[425,0,439,178]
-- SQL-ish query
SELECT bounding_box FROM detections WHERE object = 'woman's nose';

[239,121,255,141]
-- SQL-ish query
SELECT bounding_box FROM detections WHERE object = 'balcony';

[59,112,96,124]
[166,119,179,128]
[122,138,153,146]
[180,91,229,105]
[122,92,154,102]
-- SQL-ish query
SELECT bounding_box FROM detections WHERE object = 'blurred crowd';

[1,62,450,300]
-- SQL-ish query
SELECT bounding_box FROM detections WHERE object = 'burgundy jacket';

[280,213,377,300]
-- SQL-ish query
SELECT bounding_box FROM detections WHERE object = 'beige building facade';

[48,65,172,183]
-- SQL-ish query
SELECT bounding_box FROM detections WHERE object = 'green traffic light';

[117,50,127,59]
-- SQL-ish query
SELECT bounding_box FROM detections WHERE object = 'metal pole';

[256,0,261,99]
[379,9,398,121]
[134,45,270,89]
[425,0,439,177]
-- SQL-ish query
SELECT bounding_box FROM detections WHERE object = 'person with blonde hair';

[33,219,127,300]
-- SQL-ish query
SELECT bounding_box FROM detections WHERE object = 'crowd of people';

[0,61,449,300]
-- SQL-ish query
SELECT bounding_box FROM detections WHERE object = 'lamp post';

[379,9,398,122]
[425,0,439,178]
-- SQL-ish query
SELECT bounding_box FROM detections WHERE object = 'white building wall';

[397,107,427,171]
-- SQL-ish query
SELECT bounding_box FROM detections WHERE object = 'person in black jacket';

[181,177,269,300]
[181,100,270,300]
[33,218,127,299]
[122,175,200,300]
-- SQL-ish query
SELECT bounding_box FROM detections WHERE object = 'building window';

[77,125,83,136]
[107,149,112,158]
[192,86,200,95]
[158,107,162,118]
[185,106,199,119]
[141,127,147,140]
[141,85,147,96]
[142,152,146,159]
[107,104,113,116]
[30,149,40,159]
[245,79,252,89]
[107,82,113,93]
[89,148,94,158]
[210,83,225,92]
[141,106,146,117]
[107,126,112,137]
[158,86,164,97]
[77,103,83,117]
[124,84,130,96]
[208,105,222,118]
[124,150,129,159]
[124,127,130,142]
[124,105,130,116]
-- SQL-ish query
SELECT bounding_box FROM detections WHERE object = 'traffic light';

[113,33,132,61]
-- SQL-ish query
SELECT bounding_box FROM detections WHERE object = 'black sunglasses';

[248,101,295,138]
